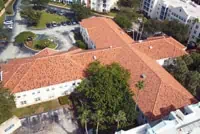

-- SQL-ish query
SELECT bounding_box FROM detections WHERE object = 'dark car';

[57,23,61,26]
[46,23,52,28]
[67,21,72,25]
[61,21,67,26]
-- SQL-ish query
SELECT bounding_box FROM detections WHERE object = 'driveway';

[14,107,81,134]
[0,0,79,62]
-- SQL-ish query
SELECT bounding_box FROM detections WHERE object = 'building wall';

[14,79,81,108]
[90,0,118,12]
[156,58,169,66]
[0,116,21,134]
[80,26,96,49]
[141,0,200,43]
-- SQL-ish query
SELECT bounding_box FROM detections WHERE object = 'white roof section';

[162,0,200,18]
[116,102,200,134]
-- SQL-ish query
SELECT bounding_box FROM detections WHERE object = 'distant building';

[141,0,200,44]
[50,0,118,12]
[116,102,200,134]
[0,116,21,134]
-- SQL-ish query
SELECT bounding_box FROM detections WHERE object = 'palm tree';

[92,110,104,134]
[79,109,90,134]
[113,110,127,130]
[135,80,145,111]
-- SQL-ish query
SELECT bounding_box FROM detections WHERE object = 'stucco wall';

[14,79,81,108]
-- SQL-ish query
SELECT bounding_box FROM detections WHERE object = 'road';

[0,0,79,62]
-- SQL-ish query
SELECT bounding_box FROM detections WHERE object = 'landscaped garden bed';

[15,31,57,51]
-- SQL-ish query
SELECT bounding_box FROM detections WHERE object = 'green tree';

[0,83,15,124]
[190,52,200,70]
[0,0,4,11]
[144,20,189,43]
[20,8,41,26]
[117,0,140,9]
[173,57,189,85]
[73,61,136,132]
[71,3,92,21]
[15,31,36,44]
[182,55,193,66]
[114,14,132,29]
[78,108,90,134]
[31,0,50,10]
[92,110,104,134]
[135,80,144,111]
[185,71,200,95]
[113,110,127,130]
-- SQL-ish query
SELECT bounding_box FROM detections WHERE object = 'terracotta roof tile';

[132,36,187,60]
[0,17,196,121]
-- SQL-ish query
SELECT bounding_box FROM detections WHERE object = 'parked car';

[67,21,72,25]
[61,21,67,26]
[57,23,61,26]
[52,22,57,27]
[46,23,52,28]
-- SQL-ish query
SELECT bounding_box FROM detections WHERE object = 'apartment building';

[116,102,200,134]
[0,17,196,124]
[141,0,200,44]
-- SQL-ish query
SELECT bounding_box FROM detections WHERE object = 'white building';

[116,102,200,134]
[89,0,118,12]
[141,0,200,43]
[0,116,21,134]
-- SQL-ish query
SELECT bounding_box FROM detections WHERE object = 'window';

[46,89,49,91]
[23,94,26,97]
[196,25,199,29]
[180,9,181,12]
[21,101,27,105]
[52,87,55,90]
[17,96,21,98]
[192,35,195,39]
[194,30,197,34]
[37,91,40,94]
[32,92,35,95]
[35,97,41,102]
[73,82,76,86]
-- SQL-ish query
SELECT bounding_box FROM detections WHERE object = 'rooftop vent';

[93,56,97,60]
[149,46,153,49]
[140,74,146,79]
[110,46,113,48]
[0,71,2,81]
[138,40,143,43]
[120,31,125,35]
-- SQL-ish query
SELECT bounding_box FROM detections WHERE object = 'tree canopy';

[114,14,132,29]
[0,83,15,124]
[71,3,92,21]
[31,0,50,10]
[117,0,140,9]
[164,53,200,98]
[144,19,189,44]
[72,61,137,133]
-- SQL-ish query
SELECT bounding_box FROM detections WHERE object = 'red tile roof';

[0,17,196,121]
[132,36,187,60]
[80,17,134,49]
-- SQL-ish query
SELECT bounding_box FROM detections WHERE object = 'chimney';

[149,46,153,49]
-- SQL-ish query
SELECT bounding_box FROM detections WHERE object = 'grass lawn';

[35,11,69,29]
[0,13,5,28]
[5,0,16,15]
[26,39,57,50]
[13,99,61,118]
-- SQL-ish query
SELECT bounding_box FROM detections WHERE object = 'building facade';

[14,80,81,108]
[141,0,200,44]
[116,102,200,134]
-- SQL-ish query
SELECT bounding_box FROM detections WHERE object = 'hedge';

[58,96,72,105]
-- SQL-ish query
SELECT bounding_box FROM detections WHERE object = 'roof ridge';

[12,60,37,93]
[132,36,167,45]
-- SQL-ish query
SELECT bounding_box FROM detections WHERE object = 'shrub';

[15,31,36,44]
[58,96,72,105]
[76,40,87,49]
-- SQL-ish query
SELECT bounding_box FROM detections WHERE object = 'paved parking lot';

[0,0,79,62]
[14,107,81,134]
